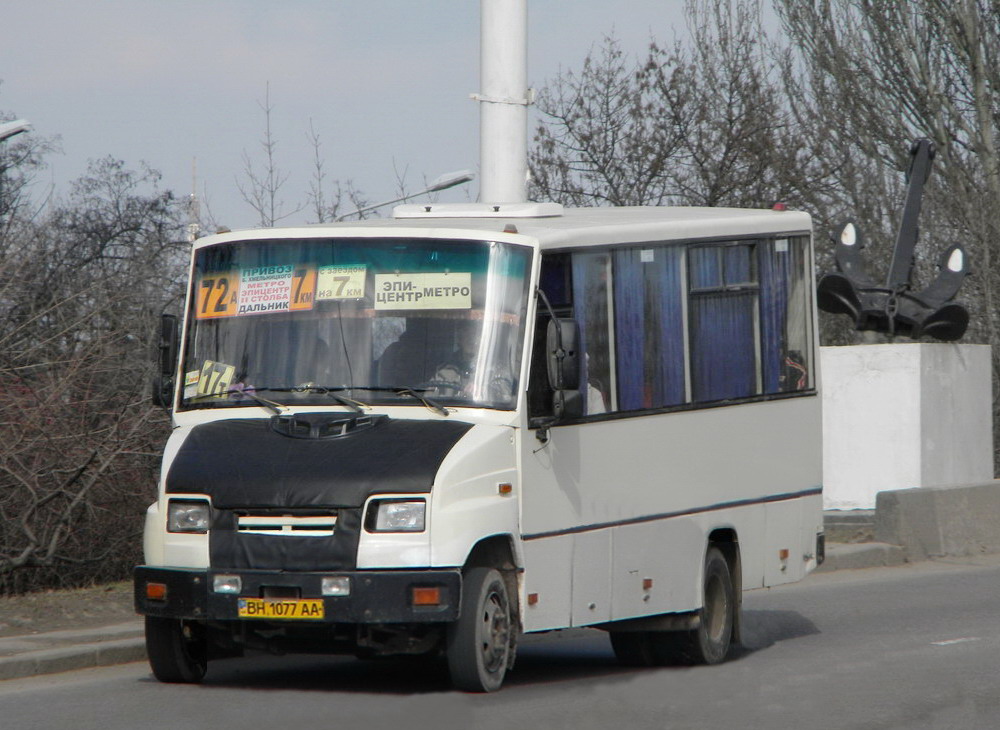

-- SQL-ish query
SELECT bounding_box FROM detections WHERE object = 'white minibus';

[135,201,824,691]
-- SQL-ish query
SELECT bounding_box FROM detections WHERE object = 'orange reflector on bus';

[146,582,168,601]
[642,578,653,591]
[527,593,539,606]
[778,549,790,560]
[412,587,441,606]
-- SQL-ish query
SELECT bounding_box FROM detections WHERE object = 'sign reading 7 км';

[316,265,367,300]
[374,272,472,310]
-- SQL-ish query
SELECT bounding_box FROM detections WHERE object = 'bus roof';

[199,205,811,252]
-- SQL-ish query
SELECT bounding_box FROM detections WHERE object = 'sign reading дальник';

[237,265,295,315]
[235,266,315,315]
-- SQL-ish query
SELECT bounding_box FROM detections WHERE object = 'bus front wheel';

[446,567,513,692]
[145,616,208,683]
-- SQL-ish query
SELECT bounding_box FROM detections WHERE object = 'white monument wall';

[821,343,993,510]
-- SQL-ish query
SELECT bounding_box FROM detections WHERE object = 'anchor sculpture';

[816,138,970,341]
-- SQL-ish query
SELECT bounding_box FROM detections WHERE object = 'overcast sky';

[2,1,690,230]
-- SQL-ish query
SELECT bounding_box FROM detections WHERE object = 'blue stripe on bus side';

[520,486,823,541]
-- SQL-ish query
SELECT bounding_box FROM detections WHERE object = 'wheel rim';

[478,589,510,674]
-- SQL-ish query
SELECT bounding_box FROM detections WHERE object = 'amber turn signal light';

[146,582,168,601]
[411,586,441,606]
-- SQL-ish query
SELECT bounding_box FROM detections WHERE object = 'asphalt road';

[3,555,999,730]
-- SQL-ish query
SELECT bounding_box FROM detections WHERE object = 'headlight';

[213,574,241,594]
[369,499,426,532]
[167,499,211,533]
[322,576,351,596]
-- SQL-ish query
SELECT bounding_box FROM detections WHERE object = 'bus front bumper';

[134,566,461,624]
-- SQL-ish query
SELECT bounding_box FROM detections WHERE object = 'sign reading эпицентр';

[374,272,472,310]
[236,265,316,316]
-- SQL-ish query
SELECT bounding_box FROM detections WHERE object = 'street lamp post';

[0,119,32,225]
[0,119,32,143]
[336,169,474,221]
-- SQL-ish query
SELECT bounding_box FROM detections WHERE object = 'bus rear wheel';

[446,567,513,692]
[652,546,734,665]
[145,616,208,683]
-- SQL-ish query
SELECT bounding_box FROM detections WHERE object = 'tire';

[446,567,514,692]
[145,616,208,683]
[652,546,734,665]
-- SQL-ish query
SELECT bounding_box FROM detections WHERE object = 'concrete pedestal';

[821,343,993,510]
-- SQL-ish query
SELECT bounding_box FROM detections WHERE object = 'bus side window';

[572,252,614,415]
[760,237,813,393]
[608,246,685,412]
[688,243,760,402]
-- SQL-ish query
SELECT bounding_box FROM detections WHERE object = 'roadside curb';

[0,623,145,682]
[817,542,906,572]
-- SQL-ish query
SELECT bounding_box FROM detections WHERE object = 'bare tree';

[236,83,303,227]
[530,33,683,206]
[0,105,58,250]
[648,0,825,208]
[0,157,186,593]
[304,120,369,224]
[530,0,828,212]
[776,0,1000,331]
[775,0,1000,458]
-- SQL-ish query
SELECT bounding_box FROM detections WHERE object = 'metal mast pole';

[477,0,529,204]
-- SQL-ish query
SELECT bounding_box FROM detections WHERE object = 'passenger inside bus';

[377,323,429,385]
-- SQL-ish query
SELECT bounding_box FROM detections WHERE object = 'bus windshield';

[179,236,533,412]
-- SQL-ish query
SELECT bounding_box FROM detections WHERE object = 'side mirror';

[545,318,582,424]
[546,318,580,390]
[152,314,179,408]
[552,389,584,420]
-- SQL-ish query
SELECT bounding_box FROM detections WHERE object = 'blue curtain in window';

[759,244,789,394]
[689,247,721,288]
[613,249,646,411]
[689,246,757,402]
[654,246,686,406]
[690,292,757,401]
[725,245,753,283]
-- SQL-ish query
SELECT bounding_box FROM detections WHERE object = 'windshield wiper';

[186,384,366,414]
[391,387,450,417]
[262,385,366,413]
[187,387,286,415]
[186,384,445,416]
[320,385,449,417]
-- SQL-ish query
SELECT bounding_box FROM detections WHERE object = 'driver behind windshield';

[431,319,480,397]
[376,315,517,407]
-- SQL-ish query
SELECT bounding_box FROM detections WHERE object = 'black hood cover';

[166,415,473,509]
